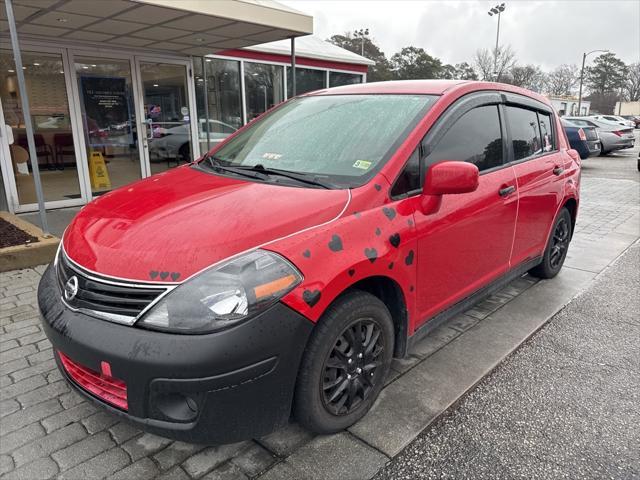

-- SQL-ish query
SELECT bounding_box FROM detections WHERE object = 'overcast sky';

[281,0,640,70]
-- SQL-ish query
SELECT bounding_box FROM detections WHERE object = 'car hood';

[63,166,349,282]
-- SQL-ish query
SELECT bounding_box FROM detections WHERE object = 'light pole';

[354,28,369,57]
[577,49,608,116]
[487,3,506,81]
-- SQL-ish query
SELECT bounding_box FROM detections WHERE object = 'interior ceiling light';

[153,83,159,87]
[8,69,15,72]
[57,17,68,23]
[33,62,40,66]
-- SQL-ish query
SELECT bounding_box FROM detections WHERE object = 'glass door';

[72,55,142,197]
[0,48,85,211]
[135,59,197,176]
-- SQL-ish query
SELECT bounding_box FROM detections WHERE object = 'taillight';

[578,128,586,141]
[612,131,623,137]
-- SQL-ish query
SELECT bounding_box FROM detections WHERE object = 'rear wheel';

[294,290,394,434]
[529,207,572,279]
[599,142,607,156]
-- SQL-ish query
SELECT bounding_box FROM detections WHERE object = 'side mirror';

[423,161,479,196]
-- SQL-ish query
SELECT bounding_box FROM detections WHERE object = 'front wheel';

[529,207,572,279]
[293,290,394,434]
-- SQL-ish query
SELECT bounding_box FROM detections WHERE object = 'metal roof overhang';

[0,0,313,55]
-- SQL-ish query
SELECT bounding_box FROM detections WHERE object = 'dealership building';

[0,0,372,216]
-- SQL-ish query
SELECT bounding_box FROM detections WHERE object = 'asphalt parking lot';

[1,134,639,480]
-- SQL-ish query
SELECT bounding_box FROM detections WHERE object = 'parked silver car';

[563,117,635,155]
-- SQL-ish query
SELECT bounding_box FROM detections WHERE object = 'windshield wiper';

[231,164,333,189]
[202,155,268,181]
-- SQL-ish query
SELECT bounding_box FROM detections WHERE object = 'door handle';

[499,185,516,197]
[553,166,564,176]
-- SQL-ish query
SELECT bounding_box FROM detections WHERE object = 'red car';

[38,80,581,444]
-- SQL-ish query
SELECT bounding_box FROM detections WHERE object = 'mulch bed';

[0,218,39,248]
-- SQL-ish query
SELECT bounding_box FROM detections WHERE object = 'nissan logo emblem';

[64,276,79,302]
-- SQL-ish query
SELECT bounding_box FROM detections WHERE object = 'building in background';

[614,101,640,116]
[547,95,591,116]
[0,0,370,214]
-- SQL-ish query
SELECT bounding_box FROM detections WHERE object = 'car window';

[424,105,503,172]
[538,112,556,152]
[391,147,420,197]
[506,106,542,160]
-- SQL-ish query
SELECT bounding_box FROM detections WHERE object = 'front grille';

[58,351,128,410]
[57,250,169,322]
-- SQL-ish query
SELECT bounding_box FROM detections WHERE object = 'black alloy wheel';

[294,290,394,433]
[529,207,572,279]
[321,318,385,416]
[549,217,570,269]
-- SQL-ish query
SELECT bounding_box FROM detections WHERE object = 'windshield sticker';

[353,160,372,170]
[262,153,282,160]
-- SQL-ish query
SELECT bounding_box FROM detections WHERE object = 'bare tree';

[474,45,516,82]
[624,62,640,101]
[546,64,579,96]
[504,65,547,92]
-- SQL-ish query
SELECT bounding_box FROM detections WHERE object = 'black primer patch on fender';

[374,184,382,191]
[405,250,415,266]
[348,269,356,277]
[302,289,321,307]
[389,233,400,248]
[388,262,394,270]
[303,249,311,258]
[375,228,381,236]
[383,207,396,221]
[159,271,169,280]
[170,272,180,281]
[364,248,378,263]
[328,234,343,252]
[150,271,159,280]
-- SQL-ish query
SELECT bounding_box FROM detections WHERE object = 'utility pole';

[577,49,608,116]
[488,3,506,81]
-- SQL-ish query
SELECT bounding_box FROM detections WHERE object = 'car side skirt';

[405,256,542,355]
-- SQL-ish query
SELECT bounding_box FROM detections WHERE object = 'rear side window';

[538,112,555,152]
[507,106,542,160]
[425,105,504,172]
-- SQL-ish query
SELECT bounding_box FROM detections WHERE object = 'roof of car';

[313,79,471,95]
[309,80,552,106]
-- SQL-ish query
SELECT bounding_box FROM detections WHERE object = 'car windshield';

[199,94,437,188]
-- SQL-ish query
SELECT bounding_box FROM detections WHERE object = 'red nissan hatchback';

[39,80,580,444]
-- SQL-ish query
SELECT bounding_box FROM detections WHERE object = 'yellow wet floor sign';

[89,151,111,190]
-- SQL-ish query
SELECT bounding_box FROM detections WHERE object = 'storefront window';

[75,57,140,195]
[329,71,363,87]
[1,50,81,205]
[243,62,284,122]
[194,58,241,154]
[287,67,326,97]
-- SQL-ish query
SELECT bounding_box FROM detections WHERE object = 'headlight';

[137,250,302,333]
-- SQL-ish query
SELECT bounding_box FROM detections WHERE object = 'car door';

[413,95,518,326]
[505,103,567,266]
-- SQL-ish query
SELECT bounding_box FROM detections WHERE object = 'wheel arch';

[562,196,578,239]
[339,275,409,358]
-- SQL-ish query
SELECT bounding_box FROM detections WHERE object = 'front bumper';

[38,263,313,444]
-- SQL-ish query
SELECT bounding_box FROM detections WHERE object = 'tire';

[293,290,394,434]
[599,142,607,156]
[529,207,572,279]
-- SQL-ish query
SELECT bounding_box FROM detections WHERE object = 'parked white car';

[592,115,635,128]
